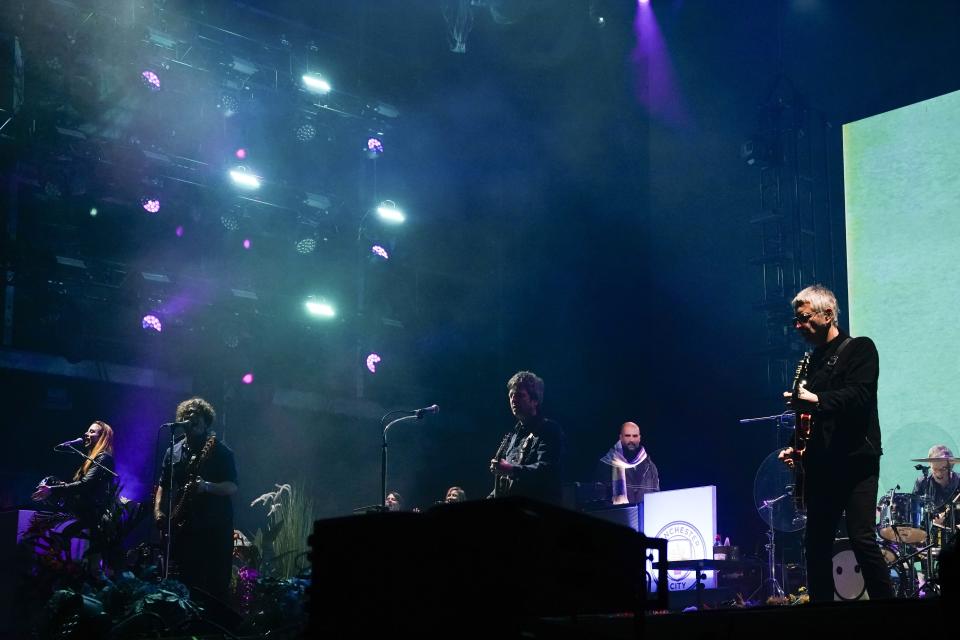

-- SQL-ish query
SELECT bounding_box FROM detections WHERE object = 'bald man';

[595,422,660,505]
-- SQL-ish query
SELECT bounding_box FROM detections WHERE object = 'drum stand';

[750,491,791,600]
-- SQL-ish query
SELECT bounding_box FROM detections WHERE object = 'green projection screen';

[844,89,960,495]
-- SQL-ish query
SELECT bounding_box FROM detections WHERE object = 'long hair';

[74,420,114,480]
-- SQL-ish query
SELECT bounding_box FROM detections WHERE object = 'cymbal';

[911,457,960,464]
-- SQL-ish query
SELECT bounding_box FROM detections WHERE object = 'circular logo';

[655,520,707,588]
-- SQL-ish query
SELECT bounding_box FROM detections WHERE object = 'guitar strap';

[822,336,853,374]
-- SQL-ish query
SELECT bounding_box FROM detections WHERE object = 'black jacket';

[490,416,564,504]
[803,332,883,460]
[50,452,117,526]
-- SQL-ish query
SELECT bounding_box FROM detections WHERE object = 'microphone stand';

[381,413,422,511]
[750,490,792,601]
[57,444,119,478]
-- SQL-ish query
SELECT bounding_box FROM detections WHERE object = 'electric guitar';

[790,353,812,514]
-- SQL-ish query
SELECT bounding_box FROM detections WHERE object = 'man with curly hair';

[154,397,238,601]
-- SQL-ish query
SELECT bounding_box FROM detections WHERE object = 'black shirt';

[803,331,882,459]
[160,436,237,531]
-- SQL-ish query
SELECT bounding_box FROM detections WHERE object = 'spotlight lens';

[296,123,317,142]
[366,353,381,373]
[141,70,161,90]
[142,198,161,213]
[89,207,98,217]
[229,168,261,189]
[296,238,317,254]
[242,373,254,384]
[142,314,162,332]
[305,299,335,318]
[376,203,405,224]
[243,238,251,249]
[235,148,247,159]
[302,73,332,94]
[371,245,389,260]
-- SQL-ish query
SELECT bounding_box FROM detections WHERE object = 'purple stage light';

[371,245,389,260]
[235,148,247,159]
[366,353,381,373]
[142,198,161,213]
[366,137,384,158]
[142,314,162,332]
[175,225,184,237]
[243,238,251,249]
[141,70,161,90]
[242,373,254,384]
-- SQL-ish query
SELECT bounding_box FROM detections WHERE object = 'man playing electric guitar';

[778,285,892,601]
[154,397,238,601]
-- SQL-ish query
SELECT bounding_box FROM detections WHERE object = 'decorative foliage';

[249,481,316,579]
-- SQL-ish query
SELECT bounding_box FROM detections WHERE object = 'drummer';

[913,444,960,526]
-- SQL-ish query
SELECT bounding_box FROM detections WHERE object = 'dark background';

[1,0,957,556]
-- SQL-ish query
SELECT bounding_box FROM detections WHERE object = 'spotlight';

[366,353,381,373]
[376,200,405,224]
[141,198,161,213]
[302,73,332,94]
[371,245,389,260]
[221,214,240,231]
[296,123,317,142]
[89,207,98,217]
[141,70,161,91]
[304,298,335,318]
[219,93,240,117]
[242,373,254,384]
[175,225,184,237]
[229,167,261,189]
[235,148,247,159]
[296,238,317,254]
[365,136,384,158]
[243,238,251,249]
[142,314,162,332]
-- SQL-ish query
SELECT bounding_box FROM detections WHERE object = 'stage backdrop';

[843,88,960,495]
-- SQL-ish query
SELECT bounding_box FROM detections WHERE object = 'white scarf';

[600,442,647,505]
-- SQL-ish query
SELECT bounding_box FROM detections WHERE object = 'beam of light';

[631,2,691,128]
[142,314,162,332]
[305,299,336,318]
[302,73,332,94]
[376,201,405,224]
[366,353,381,373]
[229,167,261,189]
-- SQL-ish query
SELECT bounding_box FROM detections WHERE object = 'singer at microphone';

[488,371,564,505]
[31,420,119,575]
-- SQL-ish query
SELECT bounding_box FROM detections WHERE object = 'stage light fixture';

[242,372,254,384]
[296,237,317,254]
[229,167,261,189]
[175,225,184,237]
[235,148,247,159]
[302,73,332,94]
[371,245,389,260]
[305,298,336,318]
[141,70,161,90]
[221,214,240,231]
[142,314,162,332]
[243,238,251,249]
[89,208,98,217]
[296,123,317,142]
[219,93,240,117]
[366,353,381,373]
[365,136,384,158]
[376,200,405,224]
[141,198,161,213]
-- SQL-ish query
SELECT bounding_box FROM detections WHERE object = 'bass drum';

[832,539,908,600]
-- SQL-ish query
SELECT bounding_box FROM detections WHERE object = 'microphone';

[413,404,439,418]
[162,421,191,429]
[55,437,84,449]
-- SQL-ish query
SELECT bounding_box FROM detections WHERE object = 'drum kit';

[873,455,960,598]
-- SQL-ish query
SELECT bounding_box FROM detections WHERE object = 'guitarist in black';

[154,397,237,601]
[778,285,892,601]
[489,370,564,504]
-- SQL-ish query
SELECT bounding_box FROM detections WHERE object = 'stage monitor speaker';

[309,497,655,636]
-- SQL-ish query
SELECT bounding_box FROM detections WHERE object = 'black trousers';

[804,455,893,601]
[172,525,233,602]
